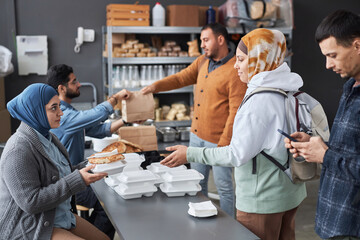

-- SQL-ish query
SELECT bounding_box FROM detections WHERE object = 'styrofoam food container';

[123,166,143,172]
[104,173,122,187]
[117,182,155,193]
[123,153,145,163]
[122,153,145,172]
[160,183,201,197]
[161,182,201,192]
[114,184,157,199]
[146,162,187,174]
[116,170,159,187]
[161,169,204,184]
[92,134,119,152]
[87,160,126,175]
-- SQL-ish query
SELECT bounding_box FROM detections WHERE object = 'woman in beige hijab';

[161,28,306,240]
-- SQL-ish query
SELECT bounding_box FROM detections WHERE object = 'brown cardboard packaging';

[0,109,11,142]
[167,5,200,26]
[0,77,5,111]
[122,91,155,122]
[118,126,158,151]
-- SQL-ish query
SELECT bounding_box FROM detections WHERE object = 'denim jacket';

[51,101,113,165]
[315,78,360,238]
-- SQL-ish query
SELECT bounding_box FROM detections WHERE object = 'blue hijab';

[7,83,58,138]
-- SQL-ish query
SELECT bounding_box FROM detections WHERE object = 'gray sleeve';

[2,143,87,214]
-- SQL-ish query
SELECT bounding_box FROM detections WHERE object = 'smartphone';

[277,129,298,142]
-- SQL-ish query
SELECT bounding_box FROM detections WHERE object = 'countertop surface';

[91,179,259,240]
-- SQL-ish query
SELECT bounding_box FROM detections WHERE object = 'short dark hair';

[201,23,230,44]
[315,10,360,47]
[46,64,73,91]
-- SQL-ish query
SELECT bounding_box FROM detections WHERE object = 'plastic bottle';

[114,66,121,88]
[206,5,216,24]
[140,65,147,87]
[152,2,165,27]
[132,66,140,88]
[121,65,128,88]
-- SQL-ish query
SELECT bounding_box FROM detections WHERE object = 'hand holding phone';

[277,129,298,142]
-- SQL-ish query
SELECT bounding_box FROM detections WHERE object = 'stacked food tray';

[159,169,204,197]
[113,170,159,199]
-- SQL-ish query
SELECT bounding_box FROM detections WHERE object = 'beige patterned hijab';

[239,28,287,81]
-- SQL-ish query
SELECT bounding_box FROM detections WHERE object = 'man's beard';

[206,47,219,60]
[65,88,80,99]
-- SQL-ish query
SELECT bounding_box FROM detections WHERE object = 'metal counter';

[91,179,259,240]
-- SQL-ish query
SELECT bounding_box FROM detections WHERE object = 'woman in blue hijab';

[0,83,109,240]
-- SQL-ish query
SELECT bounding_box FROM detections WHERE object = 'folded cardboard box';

[118,126,158,151]
[167,5,200,26]
[0,109,11,142]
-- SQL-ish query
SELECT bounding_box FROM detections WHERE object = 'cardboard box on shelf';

[0,77,5,111]
[0,109,11,143]
[118,126,158,151]
[103,34,136,57]
[166,5,200,27]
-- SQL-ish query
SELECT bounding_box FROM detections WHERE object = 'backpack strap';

[260,151,287,171]
[240,87,287,109]
[252,156,257,174]
[252,150,288,174]
[246,87,289,175]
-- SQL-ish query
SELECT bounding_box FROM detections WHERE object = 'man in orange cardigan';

[141,23,247,217]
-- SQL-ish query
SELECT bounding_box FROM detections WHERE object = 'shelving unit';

[102,25,293,127]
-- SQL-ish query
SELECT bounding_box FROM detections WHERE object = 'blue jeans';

[189,133,235,218]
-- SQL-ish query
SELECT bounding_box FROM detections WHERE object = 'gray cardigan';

[0,122,87,240]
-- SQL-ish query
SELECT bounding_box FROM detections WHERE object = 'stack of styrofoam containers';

[104,153,145,189]
[146,162,187,186]
[113,170,159,199]
[122,153,145,172]
[159,169,204,197]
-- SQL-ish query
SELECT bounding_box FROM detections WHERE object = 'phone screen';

[277,129,298,142]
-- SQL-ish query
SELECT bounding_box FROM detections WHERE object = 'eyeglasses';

[68,79,79,85]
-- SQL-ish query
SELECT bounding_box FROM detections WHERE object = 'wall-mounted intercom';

[74,27,95,53]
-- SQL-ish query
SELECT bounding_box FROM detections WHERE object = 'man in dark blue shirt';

[285,10,360,240]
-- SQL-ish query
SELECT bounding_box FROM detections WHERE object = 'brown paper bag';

[118,126,158,151]
[122,91,155,122]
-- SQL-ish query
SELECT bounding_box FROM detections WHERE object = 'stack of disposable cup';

[160,169,204,197]
[114,170,159,199]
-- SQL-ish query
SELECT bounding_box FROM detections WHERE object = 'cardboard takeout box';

[118,126,158,151]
